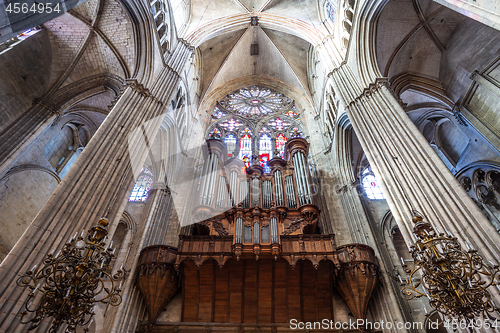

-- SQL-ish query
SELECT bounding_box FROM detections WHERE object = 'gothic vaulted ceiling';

[41,0,136,125]
[375,0,466,110]
[182,0,330,106]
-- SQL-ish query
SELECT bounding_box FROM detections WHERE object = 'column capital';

[125,79,164,106]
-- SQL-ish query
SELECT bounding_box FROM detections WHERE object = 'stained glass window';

[284,106,299,119]
[275,133,287,158]
[208,127,222,139]
[267,118,291,131]
[240,129,253,169]
[129,168,153,202]
[220,118,243,132]
[326,0,337,23]
[218,86,292,119]
[259,128,273,173]
[212,106,226,121]
[207,86,305,169]
[17,28,41,41]
[225,134,237,158]
[290,127,303,138]
[361,168,385,200]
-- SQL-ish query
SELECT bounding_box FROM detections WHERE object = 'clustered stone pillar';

[332,122,373,246]
[0,39,193,332]
[331,63,500,305]
[327,115,411,331]
[142,188,175,247]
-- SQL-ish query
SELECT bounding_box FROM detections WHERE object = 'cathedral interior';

[0,0,500,332]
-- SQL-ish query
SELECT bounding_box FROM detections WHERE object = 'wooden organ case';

[137,138,381,332]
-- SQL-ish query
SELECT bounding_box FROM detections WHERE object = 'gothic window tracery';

[206,86,305,173]
[239,129,253,168]
[212,107,226,120]
[208,127,222,139]
[224,133,237,158]
[361,167,385,200]
[220,118,243,131]
[275,133,287,158]
[323,85,337,142]
[149,0,170,54]
[218,86,293,119]
[267,118,291,131]
[326,0,337,23]
[290,127,303,138]
[284,106,299,119]
[457,166,500,233]
[129,168,153,202]
[259,128,273,173]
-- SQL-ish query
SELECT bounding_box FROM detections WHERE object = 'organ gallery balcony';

[135,137,381,332]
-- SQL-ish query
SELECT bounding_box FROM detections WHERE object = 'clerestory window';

[206,86,305,172]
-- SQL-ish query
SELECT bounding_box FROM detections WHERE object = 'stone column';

[330,122,411,331]
[0,40,193,332]
[107,187,177,333]
[143,188,175,247]
[332,64,500,300]
[333,122,369,245]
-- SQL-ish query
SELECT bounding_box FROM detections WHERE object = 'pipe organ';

[191,137,321,242]
[136,137,381,331]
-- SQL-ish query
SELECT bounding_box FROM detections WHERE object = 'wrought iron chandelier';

[17,217,126,332]
[400,211,500,319]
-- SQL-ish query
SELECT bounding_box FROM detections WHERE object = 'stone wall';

[0,30,52,133]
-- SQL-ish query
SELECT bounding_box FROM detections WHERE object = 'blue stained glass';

[361,168,385,200]
[225,134,237,158]
[240,131,252,170]
[326,0,337,23]
[290,127,303,138]
[259,128,273,173]
[129,169,153,202]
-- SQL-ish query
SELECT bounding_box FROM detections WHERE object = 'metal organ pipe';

[207,154,219,206]
[261,180,266,208]
[253,222,260,244]
[206,153,217,205]
[262,180,271,208]
[235,217,243,244]
[205,153,216,205]
[216,175,222,208]
[298,151,306,203]
[252,178,260,207]
[244,226,252,242]
[297,152,310,205]
[296,151,311,205]
[268,181,272,207]
[299,152,313,204]
[292,153,305,206]
[198,152,212,205]
[216,176,226,208]
[285,175,296,208]
[240,180,249,208]
[274,170,284,206]
[285,175,290,207]
[229,170,238,206]
[270,217,278,243]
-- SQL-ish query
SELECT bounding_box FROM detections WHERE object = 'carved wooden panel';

[181,259,334,324]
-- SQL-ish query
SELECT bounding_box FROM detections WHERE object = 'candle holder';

[400,211,500,320]
[16,218,127,332]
